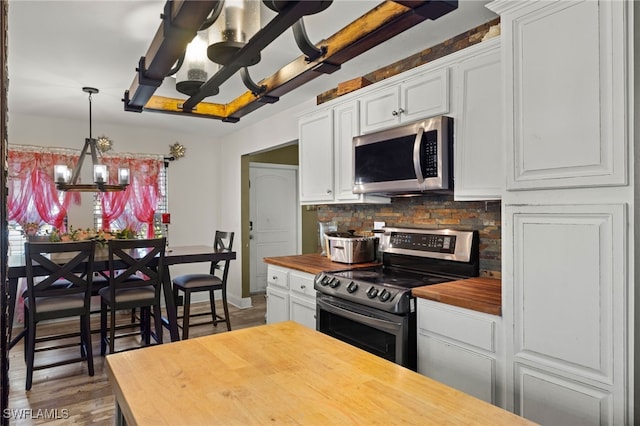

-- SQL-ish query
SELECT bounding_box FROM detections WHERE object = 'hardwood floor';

[7,295,267,425]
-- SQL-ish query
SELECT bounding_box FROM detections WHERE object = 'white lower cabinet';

[266,265,316,329]
[266,265,289,324]
[289,294,316,329]
[416,298,502,407]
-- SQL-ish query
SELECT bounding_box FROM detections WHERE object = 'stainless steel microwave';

[352,116,453,195]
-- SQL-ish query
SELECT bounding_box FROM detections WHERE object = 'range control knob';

[328,277,340,288]
[314,274,325,285]
[366,286,379,299]
[379,289,392,302]
[320,275,332,286]
[346,281,359,293]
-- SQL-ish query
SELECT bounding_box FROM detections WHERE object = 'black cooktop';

[329,266,456,289]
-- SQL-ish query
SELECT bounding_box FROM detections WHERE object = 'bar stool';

[23,240,96,390]
[172,231,234,339]
[99,238,166,355]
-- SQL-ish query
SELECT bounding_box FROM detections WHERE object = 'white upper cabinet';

[494,0,627,190]
[359,68,450,134]
[298,101,389,205]
[333,101,360,202]
[298,36,509,205]
[298,109,334,203]
[453,40,503,200]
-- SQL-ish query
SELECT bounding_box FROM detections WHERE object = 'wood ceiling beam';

[129,1,458,121]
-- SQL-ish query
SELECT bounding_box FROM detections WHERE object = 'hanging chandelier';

[54,87,130,192]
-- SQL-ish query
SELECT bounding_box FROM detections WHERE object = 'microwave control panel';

[421,130,439,178]
[388,232,456,254]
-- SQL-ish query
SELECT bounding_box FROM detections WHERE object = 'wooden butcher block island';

[107,321,534,425]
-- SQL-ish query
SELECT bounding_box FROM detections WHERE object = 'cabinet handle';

[391,110,398,116]
[272,276,277,280]
[326,189,332,194]
[300,285,306,289]
[398,107,405,114]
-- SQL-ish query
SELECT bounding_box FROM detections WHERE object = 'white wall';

[218,98,315,308]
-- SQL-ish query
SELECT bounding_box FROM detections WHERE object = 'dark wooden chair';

[172,231,234,339]
[99,238,165,355]
[23,240,96,390]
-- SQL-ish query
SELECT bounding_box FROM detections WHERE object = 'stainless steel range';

[315,227,479,370]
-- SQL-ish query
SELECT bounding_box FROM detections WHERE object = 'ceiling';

[7,1,497,140]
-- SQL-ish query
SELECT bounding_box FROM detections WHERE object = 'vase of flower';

[20,222,41,240]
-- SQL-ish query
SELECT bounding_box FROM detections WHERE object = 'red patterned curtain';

[7,146,79,230]
[99,155,161,238]
[8,145,163,236]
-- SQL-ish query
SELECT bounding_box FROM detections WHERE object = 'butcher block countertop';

[263,253,379,275]
[106,321,535,425]
[412,277,502,316]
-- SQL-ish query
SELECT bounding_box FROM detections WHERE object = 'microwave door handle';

[413,127,425,183]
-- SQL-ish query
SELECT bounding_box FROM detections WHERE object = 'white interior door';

[249,163,298,293]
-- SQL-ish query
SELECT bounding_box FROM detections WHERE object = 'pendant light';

[207,0,261,66]
[54,87,129,192]
[175,30,219,96]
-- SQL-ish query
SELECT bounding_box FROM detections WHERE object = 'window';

[94,160,168,238]
[7,145,167,253]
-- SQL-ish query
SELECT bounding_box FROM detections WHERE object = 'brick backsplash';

[317,195,501,277]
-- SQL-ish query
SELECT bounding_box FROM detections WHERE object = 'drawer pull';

[300,285,306,289]
[272,276,277,280]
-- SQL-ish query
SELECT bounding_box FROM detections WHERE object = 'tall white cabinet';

[487,0,633,424]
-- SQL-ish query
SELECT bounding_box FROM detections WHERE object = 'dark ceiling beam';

[123,1,220,111]
[129,0,458,121]
[182,1,336,111]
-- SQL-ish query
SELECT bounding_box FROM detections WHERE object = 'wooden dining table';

[7,244,236,347]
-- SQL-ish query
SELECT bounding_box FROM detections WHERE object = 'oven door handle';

[317,298,403,333]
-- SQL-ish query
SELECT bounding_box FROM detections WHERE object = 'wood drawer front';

[289,271,315,298]
[418,299,496,352]
[267,266,289,290]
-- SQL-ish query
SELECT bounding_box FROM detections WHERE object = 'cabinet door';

[290,294,316,330]
[454,47,503,200]
[400,67,449,123]
[359,85,400,133]
[333,101,360,201]
[506,203,625,424]
[266,286,289,324]
[501,0,626,189]
[299,109,334,202]
[418,334,495,404]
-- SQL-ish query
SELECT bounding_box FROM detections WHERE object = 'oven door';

[316,294,416,370]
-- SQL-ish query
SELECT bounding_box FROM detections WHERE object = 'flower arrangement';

[48,226,138,243]
[20,222,41,237]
